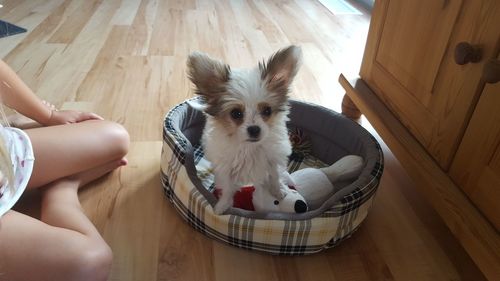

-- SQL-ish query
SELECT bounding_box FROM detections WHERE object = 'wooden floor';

[1,0,487,280]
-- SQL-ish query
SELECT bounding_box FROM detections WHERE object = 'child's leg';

[0,211,111,281]
[25,119,129,189]
[0,160,124,281]
[41,159,126,235]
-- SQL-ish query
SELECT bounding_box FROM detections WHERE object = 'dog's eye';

[262,106,272,117]
[230,108,243,120]
[273,200,279,205]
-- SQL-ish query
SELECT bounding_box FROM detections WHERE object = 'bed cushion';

[161,98,383,255]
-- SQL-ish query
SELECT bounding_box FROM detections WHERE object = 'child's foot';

[69,157,128,189]
[42,158,127,205]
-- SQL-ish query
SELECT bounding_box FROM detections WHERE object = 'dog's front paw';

[213,200,232,215]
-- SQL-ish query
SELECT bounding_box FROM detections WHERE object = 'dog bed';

[161,98,383,255]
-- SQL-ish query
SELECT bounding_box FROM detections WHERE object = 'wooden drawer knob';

[454,42,482,65]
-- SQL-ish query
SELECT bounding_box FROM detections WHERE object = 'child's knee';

[71,240,113,281]
[102,121,130,157]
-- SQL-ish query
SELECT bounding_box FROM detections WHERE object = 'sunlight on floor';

[318,0,362,15]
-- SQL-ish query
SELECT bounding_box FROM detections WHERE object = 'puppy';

[187,46,302,214]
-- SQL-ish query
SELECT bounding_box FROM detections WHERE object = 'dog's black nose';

[247,126,261,138]
[294,200,308,213]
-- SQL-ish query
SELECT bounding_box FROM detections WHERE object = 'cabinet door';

[449,60,500,231]
[360,0,500,169]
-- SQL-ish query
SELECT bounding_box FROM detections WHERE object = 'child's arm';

[0,60,103,125]
[0,60,52,125]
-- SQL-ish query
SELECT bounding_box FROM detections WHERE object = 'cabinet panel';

[450,78,500,231]
[361,0,500,169]
[376,0,460,103]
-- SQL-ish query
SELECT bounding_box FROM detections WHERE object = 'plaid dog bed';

[161,98,383,255]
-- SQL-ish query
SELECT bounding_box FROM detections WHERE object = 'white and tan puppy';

[187,46,302,214]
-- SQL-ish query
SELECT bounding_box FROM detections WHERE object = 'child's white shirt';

[0,126,35,218]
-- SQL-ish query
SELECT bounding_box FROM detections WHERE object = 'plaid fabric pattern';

[161,101,384,255]
[163,102,189,165]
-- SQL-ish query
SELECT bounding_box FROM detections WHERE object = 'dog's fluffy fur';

[187,46,302,214]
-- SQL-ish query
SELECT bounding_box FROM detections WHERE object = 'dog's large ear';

[259,45,302,96]
[187,52,230,99]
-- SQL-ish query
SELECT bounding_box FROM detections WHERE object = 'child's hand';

[45,110,104,126]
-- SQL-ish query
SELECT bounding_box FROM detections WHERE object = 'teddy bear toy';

[217,155,364,213]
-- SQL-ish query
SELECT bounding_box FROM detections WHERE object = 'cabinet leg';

[341,94,362,119]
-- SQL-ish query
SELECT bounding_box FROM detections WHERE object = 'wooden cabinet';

[360,0,499,170]
[339,0,500,279]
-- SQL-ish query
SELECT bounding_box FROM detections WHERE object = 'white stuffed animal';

[252,155,364,213]
[252,183,309,213]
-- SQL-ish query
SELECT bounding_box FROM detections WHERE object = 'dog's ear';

[187,52,231,99]
[259,45,302,96]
